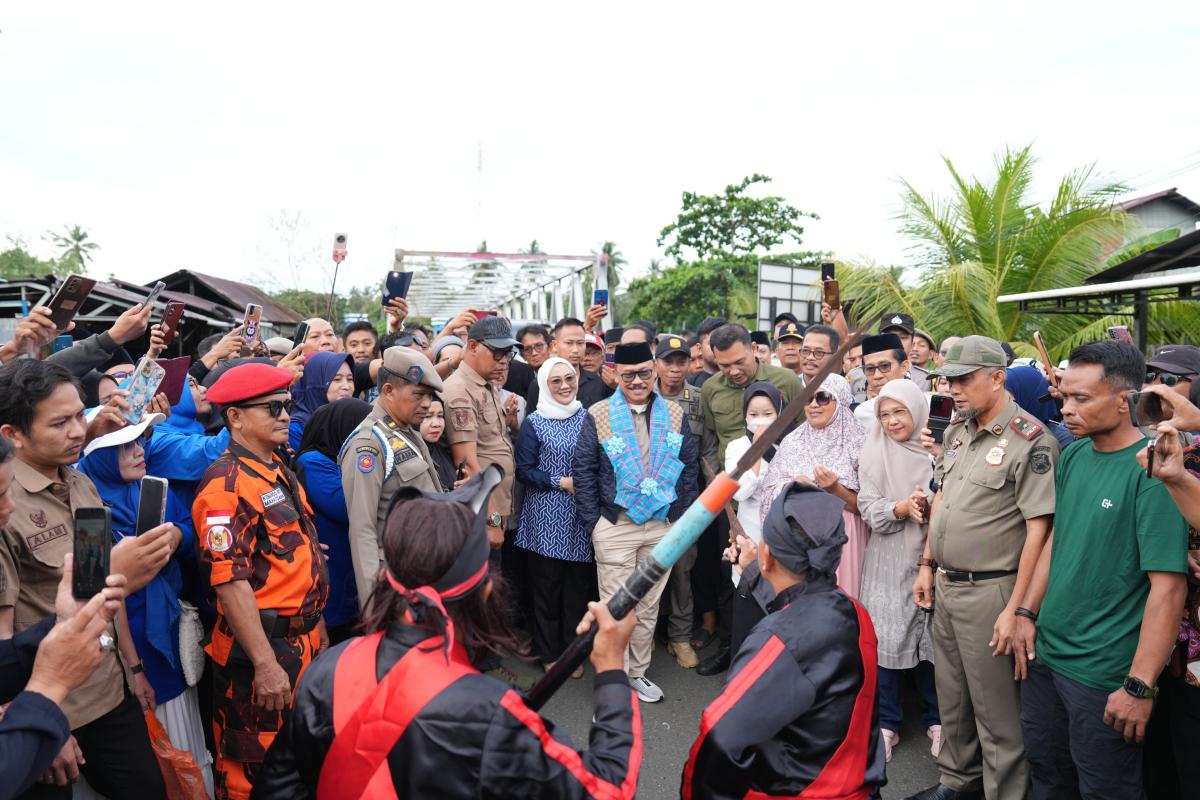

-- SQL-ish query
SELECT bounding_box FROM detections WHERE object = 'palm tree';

[47,225,99,272]
[593,241,625,291]
[839,145,1198,358]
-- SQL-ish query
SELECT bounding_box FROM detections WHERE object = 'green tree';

[839,145,1199,358]
[46,225,99,271]
[0,236,72,279]
[625,175,815,330]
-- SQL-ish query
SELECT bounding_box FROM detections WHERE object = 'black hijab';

[298,398,372,463]
[80,370,117,408]
[742,380,792,463]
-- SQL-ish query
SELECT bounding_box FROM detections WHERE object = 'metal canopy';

[395,249,603,321]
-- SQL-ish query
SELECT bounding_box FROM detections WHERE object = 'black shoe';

[902,785,982,800]
[696,646,731,676]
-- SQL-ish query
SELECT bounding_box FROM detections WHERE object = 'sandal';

[690,629,716,651]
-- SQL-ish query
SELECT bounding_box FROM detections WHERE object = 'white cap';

[83,413,165,456]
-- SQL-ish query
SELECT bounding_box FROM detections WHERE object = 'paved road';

[510,647,940,799]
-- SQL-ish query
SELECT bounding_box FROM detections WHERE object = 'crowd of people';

[0,287,1197,800]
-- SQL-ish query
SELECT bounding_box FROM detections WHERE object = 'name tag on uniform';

[260,487,286,508]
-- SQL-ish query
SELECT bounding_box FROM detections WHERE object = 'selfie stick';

[523,314,879,710]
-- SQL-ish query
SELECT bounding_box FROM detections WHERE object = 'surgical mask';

[747,418,772,431]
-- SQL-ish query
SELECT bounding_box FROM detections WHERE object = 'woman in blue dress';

[288,351,355,451]
[514,357,595,678]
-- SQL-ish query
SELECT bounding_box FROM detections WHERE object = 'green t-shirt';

[1037,437,1188,690]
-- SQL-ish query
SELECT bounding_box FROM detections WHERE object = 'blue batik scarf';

[600,392,684,524]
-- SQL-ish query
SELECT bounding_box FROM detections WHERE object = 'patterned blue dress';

[514,409,593,562]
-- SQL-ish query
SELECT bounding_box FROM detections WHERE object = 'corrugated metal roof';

[153,269,303,324]
[1119,187,1200,217]
[1087,227,1200,283]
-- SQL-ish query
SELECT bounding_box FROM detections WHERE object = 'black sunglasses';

[809,390,834,406]
[1147,370,1193,387]
[235,399,288,418]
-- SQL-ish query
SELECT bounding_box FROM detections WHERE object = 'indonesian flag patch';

[205,510,233,553]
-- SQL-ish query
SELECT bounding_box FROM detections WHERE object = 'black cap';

[603,328,624,346]
[655,335,689,359]
[879,313,915,335]
[467,316,517,349]
[614,342,653,365]
[750,331,770,347]
[775,321,804,342]
[1148,345,1200,376]
[862,333,904,357]
[773,312,799,327]
[1000,341,1017,366]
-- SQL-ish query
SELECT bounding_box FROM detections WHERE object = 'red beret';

[207,363,295,405]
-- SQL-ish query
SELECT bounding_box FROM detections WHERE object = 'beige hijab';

[860,378,933,498]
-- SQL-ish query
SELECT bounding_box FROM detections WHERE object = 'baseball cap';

[381,346,444,391]
[467,316,518,349]
[880,313,915,336]
[584,332,604,351]
[656,335,688,359]
[931,335,1008,377]
[264,337,294,358]
[1147,345,1200,376]
[775,321,804,342]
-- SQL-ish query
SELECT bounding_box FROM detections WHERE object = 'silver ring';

[98,632,115,652]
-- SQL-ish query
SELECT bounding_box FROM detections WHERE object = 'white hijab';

[536,357,582,420]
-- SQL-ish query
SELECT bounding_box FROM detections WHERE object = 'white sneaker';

[630,676,664,703]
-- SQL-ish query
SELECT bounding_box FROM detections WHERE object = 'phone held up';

[46,276,97,332]
[292,321,310,351]
[1107,326,1134,345]
[820,262,840,310]
[135,477,169,536]
[593,289,609,307]
[927,393,955,444]
[332,233,348,264]
[384,271,413,305]
[1128,390,1181,479]
[159,301,186,347]
[73,507,112,599]
[242,303,264,348]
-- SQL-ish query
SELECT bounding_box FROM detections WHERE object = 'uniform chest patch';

[26,524,67,552]
[29,510,47,528]
[260,487,286,508]
[985,446,1006,466]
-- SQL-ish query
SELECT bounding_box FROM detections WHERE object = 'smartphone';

[242,303,264,347]
[135,477,169,535]
[51,334,73,353]
[117,357,167,424]
[46,276,97,331]
[384,271,413,304]
[72,507,112,599]
[291,321,310,350]
[154,356,190,406]
[1032,331,1058,388]
[455,458,468,482]
[1128,391,1170,429]
[928,393,955,444]
[604,351,616,366]
[821,262,836,282]
[159,301,185,347]
[143,281,166,310]
[471,309,497,320]
[332,233,348,263]
[823,279,841,310]
[593,289,609,306]
[1107,326,1134,345]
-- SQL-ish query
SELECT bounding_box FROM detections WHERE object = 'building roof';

[1087,227,1200,283]
[152,269,303,324]
[1118,187,1200,217]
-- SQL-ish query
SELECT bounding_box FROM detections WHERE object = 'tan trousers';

[933,572,1029,800]
[592,513,673,678]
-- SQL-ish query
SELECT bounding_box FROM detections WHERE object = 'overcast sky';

[2,2,1198,312]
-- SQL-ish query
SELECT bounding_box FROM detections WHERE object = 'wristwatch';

[917,557,936,569]
[1122,675,1159,699]
[487,512,502,528]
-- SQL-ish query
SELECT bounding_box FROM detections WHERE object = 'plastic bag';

[145,710,209,800]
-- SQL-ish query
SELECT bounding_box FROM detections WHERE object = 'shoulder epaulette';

[1009,414,1044,441]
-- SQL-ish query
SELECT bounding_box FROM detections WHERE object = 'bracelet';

[1014,607,1038,622]
[917,558,936,568]
[130,663,144,675]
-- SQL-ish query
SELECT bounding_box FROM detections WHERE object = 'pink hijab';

[759,373,865,522]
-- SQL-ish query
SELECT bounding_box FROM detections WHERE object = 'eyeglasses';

[808,391,835,406]
[1147,370,1194,387]
[863,361,896,376]
[110,370,132,381]
[618,368,655,383]
[800,348,831,359]
[547,375,577,388]
[878,409,912,423]
[235,399,289,418]
[481,343,515,362]
[520,342,548,355]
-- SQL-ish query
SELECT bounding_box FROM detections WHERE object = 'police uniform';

[193,363,328,800]
[922,337,1059,800]
[658,335,706,666]
[442,317,518,518]
[774,321,805,380]
[340,347,444,611]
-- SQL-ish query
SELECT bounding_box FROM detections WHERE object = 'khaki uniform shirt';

[340,402,442,610]
[701,363,802,464]
[0,459,124,728]
[660,383,704,438]
[442,360,516,516]
[930,399,1059,572]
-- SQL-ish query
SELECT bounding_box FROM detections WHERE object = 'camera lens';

[336,235,346,244]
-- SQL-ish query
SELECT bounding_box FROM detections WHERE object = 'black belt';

[259,610,321,638]
[937,567,1016,582]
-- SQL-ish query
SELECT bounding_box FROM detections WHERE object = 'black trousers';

[21,693,166,799]
[1144,666,1200,799]
[1020,660,1144,800]
[526,551,597,663]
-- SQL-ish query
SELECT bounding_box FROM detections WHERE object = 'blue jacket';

[572,393,699,533]
[296,450,358,628]
[0,617,70,799]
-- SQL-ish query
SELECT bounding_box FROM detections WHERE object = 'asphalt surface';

[508,645,940,799]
